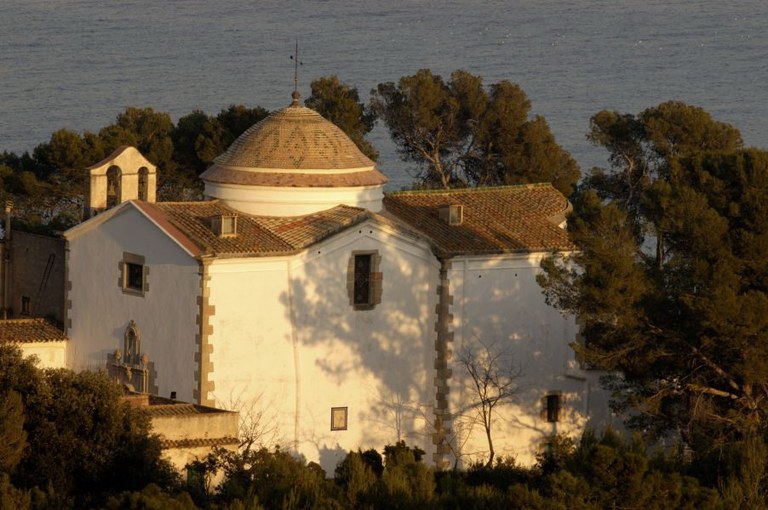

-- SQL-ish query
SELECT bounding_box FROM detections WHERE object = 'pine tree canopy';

[371,69,580,194]
[539,102,768,453]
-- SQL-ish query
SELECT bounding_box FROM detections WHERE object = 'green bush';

[335,450,377,507]
[214,447,339,510]
[0,344,178,508]
[103,484,198,510]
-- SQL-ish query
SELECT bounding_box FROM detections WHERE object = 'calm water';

[1,0,766,189]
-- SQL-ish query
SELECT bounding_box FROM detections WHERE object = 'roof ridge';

[385,183,555,197]
[154,199,221,207]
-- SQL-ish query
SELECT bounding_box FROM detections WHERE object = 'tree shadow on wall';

[279,235,437,450]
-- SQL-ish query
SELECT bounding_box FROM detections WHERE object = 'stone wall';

[8,231,65,323]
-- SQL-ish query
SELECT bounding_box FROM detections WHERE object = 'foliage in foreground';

[0,338,759,510]
[539,102,768,456]
[0,343,178,509]
[159,435,741,510]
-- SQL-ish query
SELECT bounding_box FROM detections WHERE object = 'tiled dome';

[200,95,387,188]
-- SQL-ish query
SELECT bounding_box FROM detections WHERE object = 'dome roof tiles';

[200,166,388,188]
[200,101,387,189]
[213,104,374,171]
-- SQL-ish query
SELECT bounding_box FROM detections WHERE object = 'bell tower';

[84,146,157,219]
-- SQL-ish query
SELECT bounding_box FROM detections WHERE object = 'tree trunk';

[485,422,495,467]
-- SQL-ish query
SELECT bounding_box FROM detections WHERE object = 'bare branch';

[457,340,522,466]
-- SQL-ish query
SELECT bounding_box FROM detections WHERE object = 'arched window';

[123,320,141,365]
[138,167,149,201]
[106,166,122,208]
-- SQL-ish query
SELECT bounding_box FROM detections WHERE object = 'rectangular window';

[331,406,348,431]
[546,393,562,423]
[125,262,144,291]
[20,296,30,316]
[120,252,147,296]
[353,254,372,306]
[348,251,382,310]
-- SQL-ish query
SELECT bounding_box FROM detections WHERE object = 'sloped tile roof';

[143,402,231,417]
[144,403,208,417]
[145,201,370,257]
[160,437,239,449]
[0,318,67,343]
[383,184,575,256]
[136,184,571,259]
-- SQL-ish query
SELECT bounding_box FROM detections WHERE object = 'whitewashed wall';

[66,206,201,402]
[447,253,589,466]
[19,341,68,368]
[207,183,385,216]
[206,219,439,474]
[152,408,239,478]
[63,203,611,472]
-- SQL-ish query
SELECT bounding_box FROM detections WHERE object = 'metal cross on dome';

[290,40,304,98]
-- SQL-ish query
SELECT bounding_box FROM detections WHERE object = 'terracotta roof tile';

[254,207,371,248]
[134,201,203,257]
[383,184,575,256]
[141,396,237,417]
[160,437,239,449]
[148,201,370,257]
[200,166,388,188]
[0,318,67,343]
[138,185,571,259]
[200,102,388,189]
[144,403,208,417]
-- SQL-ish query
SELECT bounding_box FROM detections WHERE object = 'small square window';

[120,253,147,296]
[221,216,237,235]
[331,407,348,431]
[439,204,464,225]
[211,214,238,237]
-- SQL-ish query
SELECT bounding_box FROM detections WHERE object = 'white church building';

[59,93,611,472]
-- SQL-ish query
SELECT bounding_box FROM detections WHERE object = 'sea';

[1,0,766,190]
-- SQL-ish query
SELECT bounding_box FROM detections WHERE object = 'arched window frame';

[124,320,141,366]
[138,167,149,201]
[106,165,122,208]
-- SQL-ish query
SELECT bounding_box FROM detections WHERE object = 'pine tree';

[539,102,768,454]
